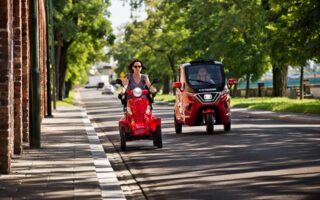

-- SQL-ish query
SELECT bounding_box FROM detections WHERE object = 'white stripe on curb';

[77,93,126,200]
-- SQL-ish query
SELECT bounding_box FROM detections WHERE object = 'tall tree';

[174,0,270,97]
[273,0,320,98]
[262,0,318,96]
[52,0,114,99]
[112,0,190,93]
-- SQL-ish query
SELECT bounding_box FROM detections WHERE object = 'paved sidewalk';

[0,106,125,200]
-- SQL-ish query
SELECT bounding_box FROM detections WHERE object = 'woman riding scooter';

[117,59,161,151]
[119,59,157,107]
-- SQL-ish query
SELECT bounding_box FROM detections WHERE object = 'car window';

[185,64,225,91]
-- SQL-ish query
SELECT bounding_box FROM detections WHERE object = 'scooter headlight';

[133,87,142,97]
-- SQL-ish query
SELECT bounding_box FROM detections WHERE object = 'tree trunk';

[54,32,61,102]
[54,30,72,100]
[231,84,238,97]
[58,45,68,100]
[245,73,250,98]
[299,66,304,100]
[65,80,72,98]
[162,75,170,94]
[272,64,288,97]
[166,54,176,94]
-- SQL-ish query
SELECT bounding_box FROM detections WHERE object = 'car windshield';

[185,64,225,91]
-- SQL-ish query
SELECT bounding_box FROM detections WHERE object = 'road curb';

[76,92,126,200]
[232,108,320,124]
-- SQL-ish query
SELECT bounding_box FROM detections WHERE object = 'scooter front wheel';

[155,126,163,148]
[120,129,126,151]
[206,113,214,134]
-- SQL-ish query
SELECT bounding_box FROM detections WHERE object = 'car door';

[174,66,184,121]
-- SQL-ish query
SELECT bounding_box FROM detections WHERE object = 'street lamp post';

[29,0,41,148]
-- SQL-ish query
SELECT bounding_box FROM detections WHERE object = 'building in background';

[235,64,320,98]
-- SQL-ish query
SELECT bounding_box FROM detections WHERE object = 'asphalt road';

[80,88,320,200]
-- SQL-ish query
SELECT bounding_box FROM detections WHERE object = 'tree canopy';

[52,0,114,98]
[112,0,319,96]
[52,0,319,97]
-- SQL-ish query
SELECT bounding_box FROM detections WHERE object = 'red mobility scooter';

[117,79,162,151]
[172,60,237,134]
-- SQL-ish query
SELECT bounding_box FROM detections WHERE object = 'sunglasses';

[133,65,142,69]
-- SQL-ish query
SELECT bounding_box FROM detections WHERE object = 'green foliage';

[111,0,319,94]
[53,0,114,85]
[283,0,320,62]
[112,0,271,85]
[182,0,270,81]
[111,0,192,80]
[155,93,176,103]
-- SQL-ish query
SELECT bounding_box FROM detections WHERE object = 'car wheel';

[224,122,231,132]
[153,133,157,146]
[206,113,214,134]
[174,114,182,134]
[153,139,157,146]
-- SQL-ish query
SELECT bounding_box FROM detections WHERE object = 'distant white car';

[102,84,115,95]
[85,75,108,88]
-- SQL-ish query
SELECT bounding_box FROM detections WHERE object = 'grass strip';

[231,97,320,115]
[155,94,320,115]
[56,91,76,107]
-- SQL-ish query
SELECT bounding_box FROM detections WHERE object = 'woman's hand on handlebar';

[150,87,157,94]
[118,93,123,100]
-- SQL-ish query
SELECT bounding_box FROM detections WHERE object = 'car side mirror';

[227,78,238,86]
[172,82,182,89]
[116,78,123,86]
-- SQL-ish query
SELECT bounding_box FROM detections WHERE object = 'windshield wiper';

[189,79,216,86]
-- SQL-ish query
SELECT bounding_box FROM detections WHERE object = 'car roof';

[181,60,222,68]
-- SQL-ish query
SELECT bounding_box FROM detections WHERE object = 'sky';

[108,0,147,33]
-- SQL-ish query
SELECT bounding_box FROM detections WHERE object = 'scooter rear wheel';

[120,129,126,151]
[155,126,163,148]
[174,114,182,134]
[206,113,214,134]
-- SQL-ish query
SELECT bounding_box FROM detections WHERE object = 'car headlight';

[133,87,142,97]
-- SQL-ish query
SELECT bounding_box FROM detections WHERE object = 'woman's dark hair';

[128,59,145,73]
